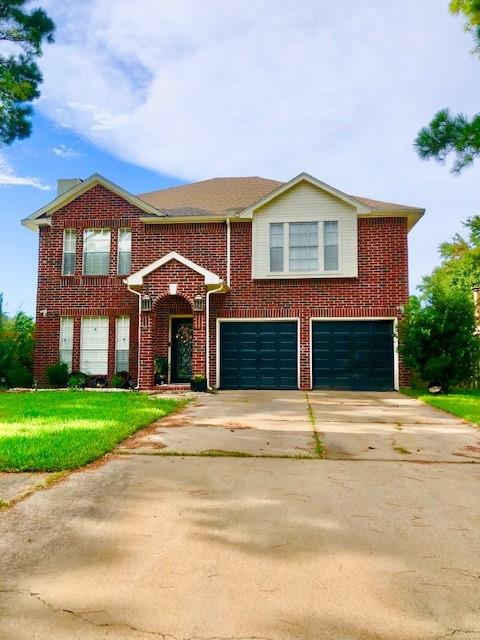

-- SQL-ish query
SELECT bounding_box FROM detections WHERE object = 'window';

[59,317,73,372]
[324,221,339,271]
[289,222,318,271]
[117,229,131,275]
[83,229,111,275]
[269,223,284,272]
[62,230,76,275]
[115,316,130,372]
[80,317,109,375]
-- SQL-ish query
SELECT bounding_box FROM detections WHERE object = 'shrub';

[6,364,33,388]
[68,372,88,389]
[110,371,131,389]
[46,361,69,388]
[399,287,480,392]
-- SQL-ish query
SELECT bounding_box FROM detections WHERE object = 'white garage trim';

[309,317,399,391]
[216,318,300,390]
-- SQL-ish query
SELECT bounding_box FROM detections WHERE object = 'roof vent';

[57,178,82,197]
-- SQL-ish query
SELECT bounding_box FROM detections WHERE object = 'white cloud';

[37,0,480,287]
[52,144,81,158]
[0,154,51,191]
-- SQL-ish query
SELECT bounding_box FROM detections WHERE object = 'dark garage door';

[220,321,298,389]
[312,320,394,391]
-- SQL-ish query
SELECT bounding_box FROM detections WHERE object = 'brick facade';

[33,183,410,389]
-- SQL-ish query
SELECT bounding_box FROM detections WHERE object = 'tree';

[415,1,480,173]
[0,293,35,387]
[421,214,480,295]
[399,287,480,391]
[0,0,55,145]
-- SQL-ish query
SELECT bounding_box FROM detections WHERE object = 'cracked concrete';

[1,454,479,640]
[118,390,480,463]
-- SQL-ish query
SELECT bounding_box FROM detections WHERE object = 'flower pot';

[190,378,207,392]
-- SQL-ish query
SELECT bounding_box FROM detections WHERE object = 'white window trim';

[266,220,342,277]
[82,228,111,276]
[308,317,399,391]
[117,228,132,275]
[215,318,300,390]
[62,229,76,276]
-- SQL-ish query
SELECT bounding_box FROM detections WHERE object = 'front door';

[170,317,193,383]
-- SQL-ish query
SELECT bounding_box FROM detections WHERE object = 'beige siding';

[252,181,358,279]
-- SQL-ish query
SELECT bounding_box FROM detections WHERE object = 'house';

[22,172,424,391]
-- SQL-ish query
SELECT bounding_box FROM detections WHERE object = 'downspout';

[226,217,231,286]
[126,282,142,390]
[205,282,225,391]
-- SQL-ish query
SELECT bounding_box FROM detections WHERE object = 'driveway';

[1,391,479,640]
[120,390,480,463]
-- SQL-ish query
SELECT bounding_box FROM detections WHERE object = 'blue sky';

[1,0,479,316]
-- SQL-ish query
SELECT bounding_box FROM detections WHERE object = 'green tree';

[421,214,480,295]
[0,0,55,145]
[415,1,480,173]
[399,287,480,391]
[0,293,35,387]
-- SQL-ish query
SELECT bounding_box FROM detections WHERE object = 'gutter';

[205,282,226,391]
[226,217,231,286]
[125,282,142,390]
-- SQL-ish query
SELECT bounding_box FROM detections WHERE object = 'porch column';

[138,313,155,389]
[191,310,206,377]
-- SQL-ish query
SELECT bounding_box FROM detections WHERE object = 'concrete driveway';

[119,390,480,463]
[1,455,479,640]
[1,390,479,639]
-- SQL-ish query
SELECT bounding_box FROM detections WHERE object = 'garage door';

[312,320,394,391]
[220,321,298,389]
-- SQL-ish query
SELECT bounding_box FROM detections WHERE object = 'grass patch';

[402,388,480,426]
[393,445,412,455]
[305,393,324,458]
[0,391,182,472]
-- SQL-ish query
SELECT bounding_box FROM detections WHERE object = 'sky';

[0,0,479,316]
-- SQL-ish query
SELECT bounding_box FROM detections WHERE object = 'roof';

[139,177,283,215]
[22,173,424,232]
[138,176,424,219]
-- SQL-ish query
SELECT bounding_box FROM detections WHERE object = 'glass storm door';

[171,317,193,383]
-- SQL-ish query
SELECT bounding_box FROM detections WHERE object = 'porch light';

[141,295,152,312]
[194,295,204,312]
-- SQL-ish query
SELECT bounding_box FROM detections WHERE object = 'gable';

[252,181,358,279]
[22,173,162,231]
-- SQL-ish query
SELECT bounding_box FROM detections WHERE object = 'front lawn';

[403,388,480,426]
[0,391,181,472]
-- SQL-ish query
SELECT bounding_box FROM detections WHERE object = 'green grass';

[0,391,181,472]
[402,388,480,426]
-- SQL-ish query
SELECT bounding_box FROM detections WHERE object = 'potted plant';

[154,356,168,385]
[190,373,207,392]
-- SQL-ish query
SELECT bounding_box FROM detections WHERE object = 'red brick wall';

[33,184,410,388]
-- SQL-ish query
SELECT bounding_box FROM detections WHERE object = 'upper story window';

[268,221,339,274]
[117,228,131,275]
[324,221,339,271]
[83,229,111,276]
[289,222,318,272]
[62,229,76,275]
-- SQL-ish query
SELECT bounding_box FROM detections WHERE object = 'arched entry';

[153,294,193,384]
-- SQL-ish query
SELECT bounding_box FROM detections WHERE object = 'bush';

[110,371,131,389]
[46,361,69,388]
[68,371,88,389]
[399,287,480,392]
[6,364,33,388]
